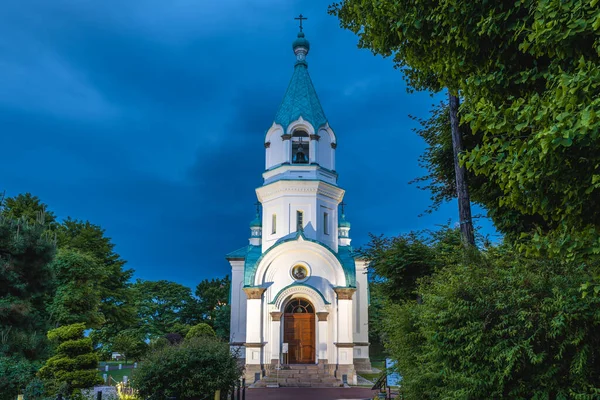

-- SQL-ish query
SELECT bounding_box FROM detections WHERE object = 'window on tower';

[291,130,309,164]
[296,210,304,231]
[272,214,277,234]
[323,212,329,235]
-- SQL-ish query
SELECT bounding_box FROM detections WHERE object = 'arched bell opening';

[282,297,316,364]
[291,130,309,164]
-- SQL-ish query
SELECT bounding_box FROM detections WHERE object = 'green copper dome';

[250,214,262,227]
[273,32,327,131]
[292,32,310,51]
[339,214,351,228]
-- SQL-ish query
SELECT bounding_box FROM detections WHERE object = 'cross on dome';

[294,14,308,32]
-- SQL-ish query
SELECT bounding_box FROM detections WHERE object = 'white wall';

[257,181,344,253]
[229,261,247,345]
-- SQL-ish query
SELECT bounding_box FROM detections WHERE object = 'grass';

[358,359,386,383]
[98,365,138,385]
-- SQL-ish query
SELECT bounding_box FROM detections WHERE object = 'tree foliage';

[38,323,102,396]
[47,249,106,328]
[0,216,56,400]
[329,0,600,258]
[1,193,56,228]
[132,336,241,400]
[194,275,230,339]
[56,218,136,341]
[111,331,147,364]
[382,244,600,399]
[132,280,196,339]
[186,323,216,339]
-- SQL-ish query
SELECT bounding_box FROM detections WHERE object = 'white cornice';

[256,180,345,202]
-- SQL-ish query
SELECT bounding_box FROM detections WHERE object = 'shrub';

[185,323,216,340]
[163,333,183,345]
[38,323,102,395]
[383,247,600,399]
[132,336,240,400]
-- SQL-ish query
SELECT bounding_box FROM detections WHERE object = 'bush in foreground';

[132,336,240,400]
[383,246,600,399]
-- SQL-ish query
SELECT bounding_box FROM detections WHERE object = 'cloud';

[0,0,496,289]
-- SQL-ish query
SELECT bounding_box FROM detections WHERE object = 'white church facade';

[227,28,370,385]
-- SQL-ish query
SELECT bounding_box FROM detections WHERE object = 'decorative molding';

[281,134,292,140]
[316,312,329,321]
[264,142,271,148]
[334,287,356,300]
[243,287,266,299]
[256,180,345,202]
[331,143,337,149]
[309,134,320,141]
[334,342,355,348]
[353,342,370,347]
[270,283,329,311]
[244,342,266,348]
[230,342,245,346]
[270,311,283,321]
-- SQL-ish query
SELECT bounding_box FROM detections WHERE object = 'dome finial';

[292,14,310,65]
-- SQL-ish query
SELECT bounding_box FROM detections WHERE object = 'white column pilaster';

[317,312,329,363]
[243,287,266,365]
[270,312,282,365]
[309,134,319,164]
[334,288,355,365]
[282,134,291,164]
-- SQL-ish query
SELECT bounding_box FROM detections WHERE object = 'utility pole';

[449,92,475,246]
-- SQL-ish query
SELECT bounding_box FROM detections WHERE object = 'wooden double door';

[283,313,315,364]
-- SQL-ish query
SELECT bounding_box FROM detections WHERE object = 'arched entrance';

[283,298,316,364]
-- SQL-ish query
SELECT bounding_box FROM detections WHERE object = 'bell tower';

[257,28,345,253]
[227,19,370,384]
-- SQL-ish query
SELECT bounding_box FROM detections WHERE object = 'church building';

[227,27,370,386]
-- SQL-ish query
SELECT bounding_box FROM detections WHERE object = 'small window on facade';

[296,211,304,231]
[323,212,329,235]
[272,214,277,234]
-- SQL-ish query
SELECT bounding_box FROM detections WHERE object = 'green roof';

[273,35,327,131]
[338,213,351,228]
[250,214,262,227]
[226,245,253,259]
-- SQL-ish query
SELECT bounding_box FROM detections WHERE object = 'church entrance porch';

[283,298,315,364]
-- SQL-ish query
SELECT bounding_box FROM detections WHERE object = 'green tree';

[0,193,56,228]
[38,323,102,396]
[47,249,106,328]
[185,323,216,340]
[132,336,240,400]
[330,0,600,257]
[194,276,230,339]
[133,280,196,339]
[111,331,147,365]
[2,194,137,349]
[0,216,56,400]
[57,218,136,342]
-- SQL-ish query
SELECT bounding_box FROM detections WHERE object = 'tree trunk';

[448,92,475,246]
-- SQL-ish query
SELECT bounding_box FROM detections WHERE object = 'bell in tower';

[294,139,308,163]
[292,132,309,164]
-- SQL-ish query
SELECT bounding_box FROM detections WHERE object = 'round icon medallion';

[291,265,308,280]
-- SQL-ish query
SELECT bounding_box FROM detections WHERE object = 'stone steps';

[251,364,343,388]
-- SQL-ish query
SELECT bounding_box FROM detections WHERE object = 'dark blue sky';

[1,0,495,289]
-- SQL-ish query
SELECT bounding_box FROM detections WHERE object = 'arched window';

[285,298,314,314]
[291,130,309,164]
